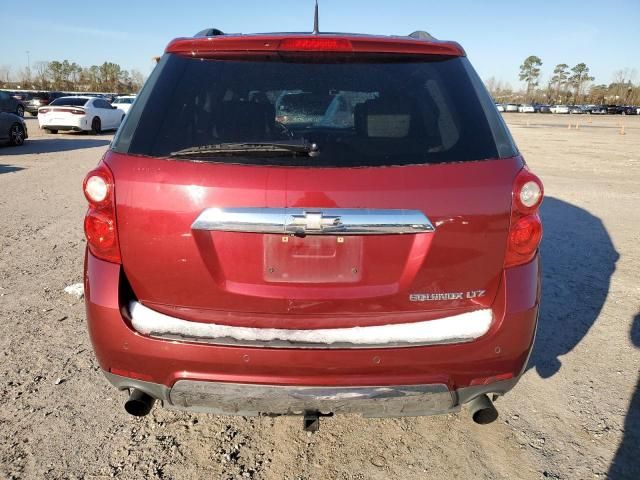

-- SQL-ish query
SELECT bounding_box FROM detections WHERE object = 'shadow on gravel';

[608,313,640,480]
[529,197,618,378]
[0,163,24,175]
[0,137,111,156]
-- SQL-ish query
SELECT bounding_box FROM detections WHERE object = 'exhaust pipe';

[468,394,498,424]
[124,389,155,417]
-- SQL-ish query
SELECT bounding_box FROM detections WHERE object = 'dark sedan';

[0,90,25,117]
[0,112,28,146]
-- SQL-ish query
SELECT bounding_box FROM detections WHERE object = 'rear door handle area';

[191,208,435,235]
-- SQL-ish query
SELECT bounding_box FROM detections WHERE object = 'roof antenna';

[312,0,319,34]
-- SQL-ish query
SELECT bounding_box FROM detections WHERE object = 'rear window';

[113,54,517,167]
[50,97,89,107]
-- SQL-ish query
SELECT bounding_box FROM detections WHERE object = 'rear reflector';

[110,368,153,382]
[279,38,353,52]
[470,372,514,386]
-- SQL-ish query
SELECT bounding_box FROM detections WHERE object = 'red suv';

[83,29,543,429]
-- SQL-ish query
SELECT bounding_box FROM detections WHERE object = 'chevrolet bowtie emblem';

[289,211,342,232]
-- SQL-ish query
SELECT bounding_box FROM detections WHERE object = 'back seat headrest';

[354,97,415,138]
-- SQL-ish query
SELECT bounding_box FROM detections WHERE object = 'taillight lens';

[84,172,110,206]
[509,215,543,254]
[71,109,85,115]
[513,170,544,213]
[39,108,50,114]
[83,163,121,264]
[505,167,544,267]
[84,211,117,249]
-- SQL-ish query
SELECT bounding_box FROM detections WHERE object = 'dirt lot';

[1,114,638,479]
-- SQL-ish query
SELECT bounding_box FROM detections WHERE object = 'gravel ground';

[0,114,638,479]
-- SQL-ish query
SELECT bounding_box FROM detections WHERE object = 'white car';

[518,104,535,113]
[495,103,505,112]
[551,105,570,114]
[112,95,136,115]
[504,103,519,112]
[38,96,125,134]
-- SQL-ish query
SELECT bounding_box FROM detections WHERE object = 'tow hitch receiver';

[303,411,333,432]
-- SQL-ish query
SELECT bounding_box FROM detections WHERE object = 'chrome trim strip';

[191,208,435,235]
[168,381,454,417]
[129,301,493,349]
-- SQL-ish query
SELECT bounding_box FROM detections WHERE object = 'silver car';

[0,112,28,146]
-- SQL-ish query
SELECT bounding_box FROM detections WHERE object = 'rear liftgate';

[193,207,434,431]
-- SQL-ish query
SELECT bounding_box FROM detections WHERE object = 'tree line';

[487,58,639,105]
[0,60,145,94]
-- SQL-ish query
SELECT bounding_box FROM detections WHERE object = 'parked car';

[551,105,570,114]
[0,90,25,117]
[588,105,608,114]
[38,96,125,134]
[517,104,535,113]
[620,105,638,115]
[275,91,334,126]
[606,105,624,115]
[319,92,378,128]
[568,105,583,114]
[111,95,136,115]
[504,103,519,112]
[10,91,32,103]
[0,112,28,146]
[538,105,552,113]
[25,91,67,116]
[83,28,543,427]
[495,103,505,112]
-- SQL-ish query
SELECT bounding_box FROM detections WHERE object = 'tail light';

[279,38,353,52]
[39,108,50,114]
[83,163,121,264]
[70,109,85,115]
[504,167,543,268]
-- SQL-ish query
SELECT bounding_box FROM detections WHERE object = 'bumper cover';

[86,250,539,417]
[104,371,519,417]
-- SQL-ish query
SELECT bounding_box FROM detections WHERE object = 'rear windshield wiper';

[170,140,320,158]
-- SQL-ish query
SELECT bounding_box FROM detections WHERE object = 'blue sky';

[2,0,639,87]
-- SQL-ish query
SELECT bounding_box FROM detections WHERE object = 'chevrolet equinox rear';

[83,28,543,428]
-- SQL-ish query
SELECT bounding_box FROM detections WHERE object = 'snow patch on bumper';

[129,301,493,348]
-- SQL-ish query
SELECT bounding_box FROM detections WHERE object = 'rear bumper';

[104,370,518,417]
[39,116,88,132]
[86,251,539,415]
